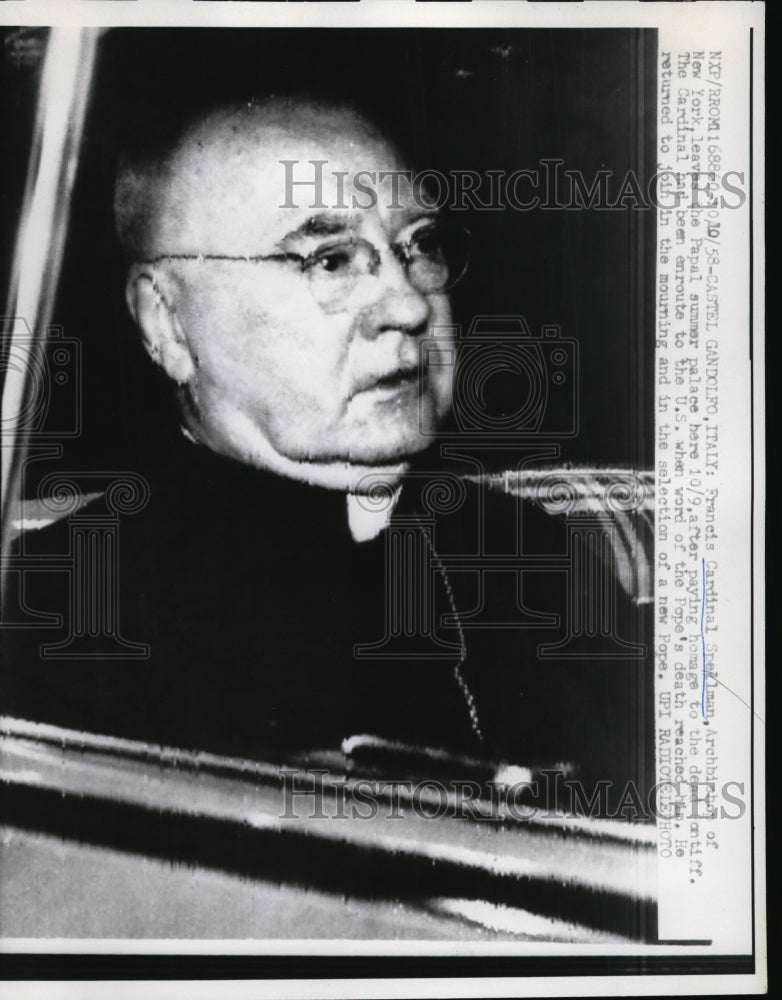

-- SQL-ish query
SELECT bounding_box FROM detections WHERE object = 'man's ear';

[125,265,195,386]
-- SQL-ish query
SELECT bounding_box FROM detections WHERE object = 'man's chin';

[343,429,434,467]
[307,444,425,469]
[278,435,432,469]
[277,423,435,469]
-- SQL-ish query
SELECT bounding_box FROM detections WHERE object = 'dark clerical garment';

[2,440,653,800]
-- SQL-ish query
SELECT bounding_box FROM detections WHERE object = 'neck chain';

[419,524,484,744]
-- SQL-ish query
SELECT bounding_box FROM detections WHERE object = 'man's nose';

[357,254,432,339]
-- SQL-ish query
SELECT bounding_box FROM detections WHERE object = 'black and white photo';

[0,3,764,997]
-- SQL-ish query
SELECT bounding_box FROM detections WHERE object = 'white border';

[0,1,765,995]
[0,0,768,32]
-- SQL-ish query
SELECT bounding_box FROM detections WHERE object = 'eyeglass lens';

[305,224,469,313]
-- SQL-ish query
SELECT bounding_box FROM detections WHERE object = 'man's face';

[140,105,455,480]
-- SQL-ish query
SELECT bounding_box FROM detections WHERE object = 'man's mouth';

[355,367,423,396]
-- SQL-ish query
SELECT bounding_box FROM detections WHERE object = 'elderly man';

[117,101,457,493]
[4,94,652,800]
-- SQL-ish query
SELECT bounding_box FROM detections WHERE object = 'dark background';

[2,28,657,485]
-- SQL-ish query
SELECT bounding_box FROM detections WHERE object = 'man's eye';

[302,245,356,275]
[409,226,445,260]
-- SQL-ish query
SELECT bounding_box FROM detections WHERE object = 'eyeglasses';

[143,220,470,315]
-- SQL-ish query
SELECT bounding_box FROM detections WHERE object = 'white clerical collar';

[346,486,402,543]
